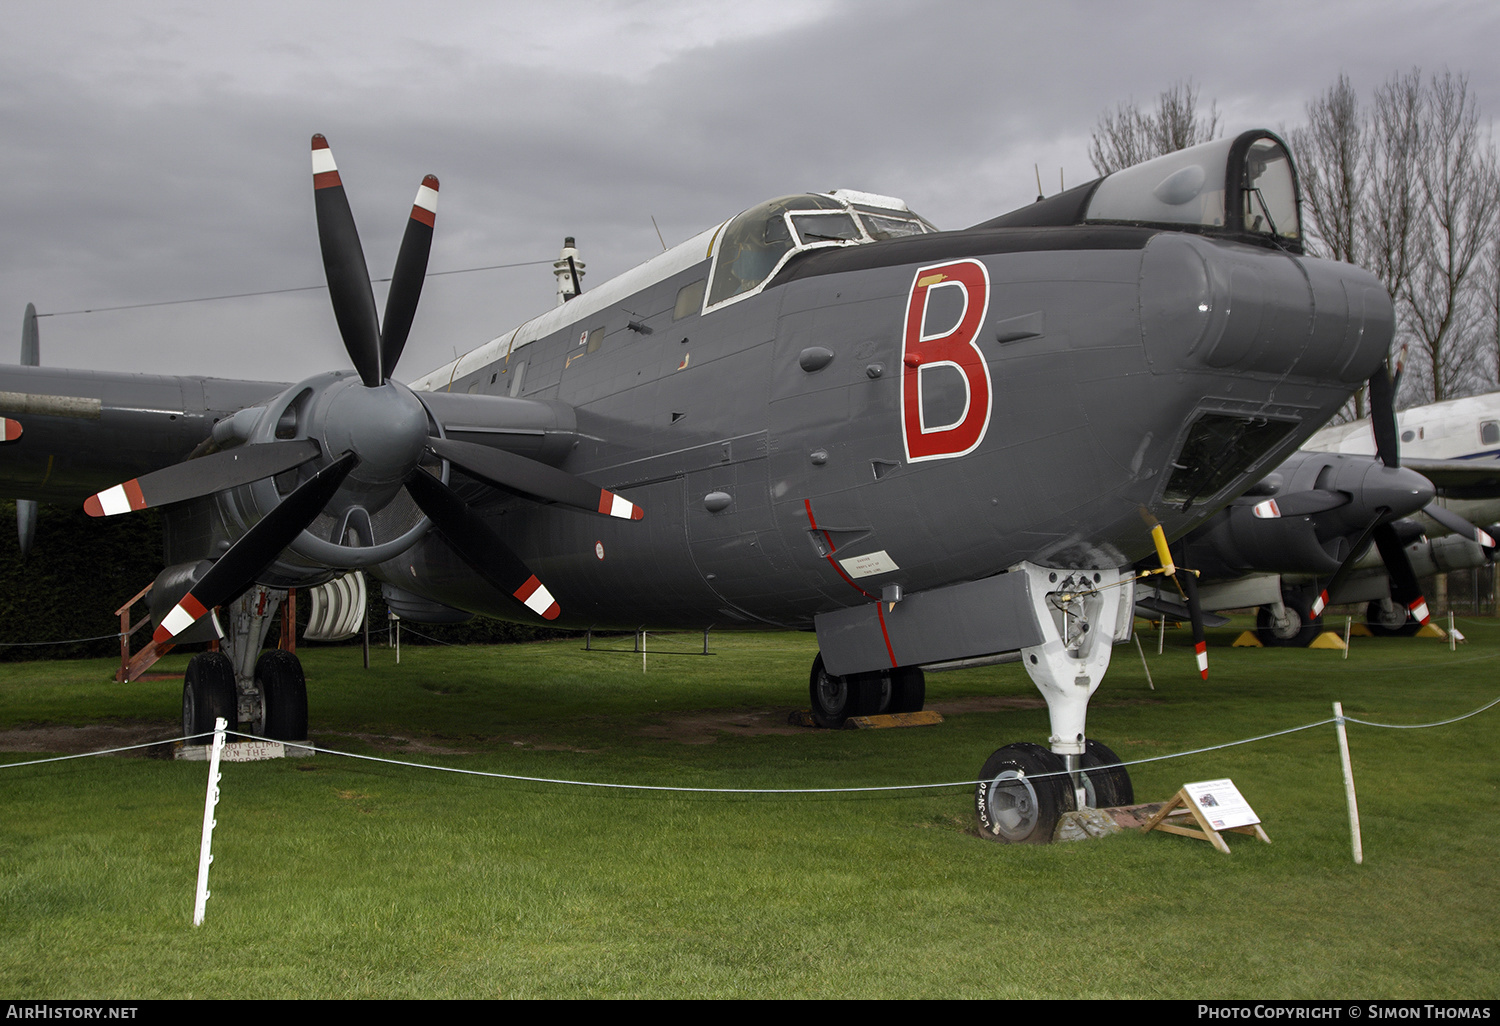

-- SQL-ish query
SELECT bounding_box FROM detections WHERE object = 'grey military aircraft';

[0,129,1393,843]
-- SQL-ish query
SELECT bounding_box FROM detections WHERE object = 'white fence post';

[1333,701,1363,865]
[192,716,228,925]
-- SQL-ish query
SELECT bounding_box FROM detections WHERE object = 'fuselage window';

[674,280,706,320]
[586,327,605,353]
[508,361,527,397]
[1481,420,1499,446]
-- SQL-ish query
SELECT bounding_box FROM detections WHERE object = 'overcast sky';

[3,0,1498,386]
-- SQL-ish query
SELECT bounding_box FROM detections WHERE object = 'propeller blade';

[1,418,21,443]
[1308,510,1386,619]
[1420,501,1497,550]
[84,439,321,517]
[312,134,383,387]
[427,436,644,521]
[154,452,358,643]
[1245,489,1349,518]
[1372,521,1431,625]
[1178,569,1208,680]
[380,175,439,378]
[1368,359,1400,469]
[404,466,561,620]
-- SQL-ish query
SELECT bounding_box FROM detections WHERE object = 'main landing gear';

[807,653,925,728]
[1364,598,1421,637]
[1255,586,1322,647]
[181,585,308,745]
[971,563,1136,844]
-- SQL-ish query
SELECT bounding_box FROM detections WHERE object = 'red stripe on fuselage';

[803,500,876,600]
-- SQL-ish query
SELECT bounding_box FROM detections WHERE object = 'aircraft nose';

[1358,463,1435,519]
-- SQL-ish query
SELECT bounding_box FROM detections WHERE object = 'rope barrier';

[0,631,126,649]
[3,691,1495,793]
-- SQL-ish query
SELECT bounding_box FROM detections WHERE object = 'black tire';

[974,742,1069,844]
[809,653,874,728]
[1255,602,1322,647]
[183,652,237,745]
[1079,738,1134,808]
[256,649,308,741]
[888,666,926,714]
[1365,600,1420,637]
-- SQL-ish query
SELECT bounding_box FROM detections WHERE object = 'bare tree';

[1289,75,1369,415]
[1401,71,1500,403]
[1088,80,1221,176]
[1290,75,1365,265]
[1485,235,1500,386]
[1361,70,1425,338]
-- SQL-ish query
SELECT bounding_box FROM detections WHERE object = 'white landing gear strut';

[973,562,1136,844]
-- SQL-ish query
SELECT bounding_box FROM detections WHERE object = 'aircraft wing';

[0,364,290,505]
[1401,457,1500,500]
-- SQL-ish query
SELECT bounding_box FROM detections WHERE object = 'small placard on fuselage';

[837,549,899,578]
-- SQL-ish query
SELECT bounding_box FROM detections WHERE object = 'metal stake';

[1134,633,1155,691]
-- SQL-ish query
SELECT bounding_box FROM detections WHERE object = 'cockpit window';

[1083,130,1302,250]
[1243,138,1299,242]
[704,190,935,312]
[1085,137,1233,229]
[860,213,929,240]
[791,211,862,245]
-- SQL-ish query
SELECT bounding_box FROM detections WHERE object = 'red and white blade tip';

[1310,590,1330,618]
[84,479,147,517]
[411,176,439,226]
[1408,597,1430,624]
[1195,640,1209,680]
[1,418,21,442]
[311,134,341,189]
[154,593,209,644]
[1476,527,1496,549]
[513,575,561,620]
[1252,499,1280,519]
[598,490,644,521]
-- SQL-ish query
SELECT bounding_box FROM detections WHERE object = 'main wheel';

[255,649,308,741]
[974,742,1069,844]
[1078,738,1134,808]
[1365,600,1420,637]
[183,652,237,745]
[1255,601,1321,647]
[888,666,926,714]
[809,653,877,728]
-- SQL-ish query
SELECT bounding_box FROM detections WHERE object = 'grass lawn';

[2,619,1497,998]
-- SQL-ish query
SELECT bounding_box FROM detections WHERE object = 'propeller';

[1,418,21,443]
[88,134,645,645]
[1302,352,1486,626]
[1149,523,1208,679]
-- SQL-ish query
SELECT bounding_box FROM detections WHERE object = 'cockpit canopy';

[706,189,936,310]
[979,130,1303,252]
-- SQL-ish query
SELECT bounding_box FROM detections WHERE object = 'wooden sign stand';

[1141,785,1271,853]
